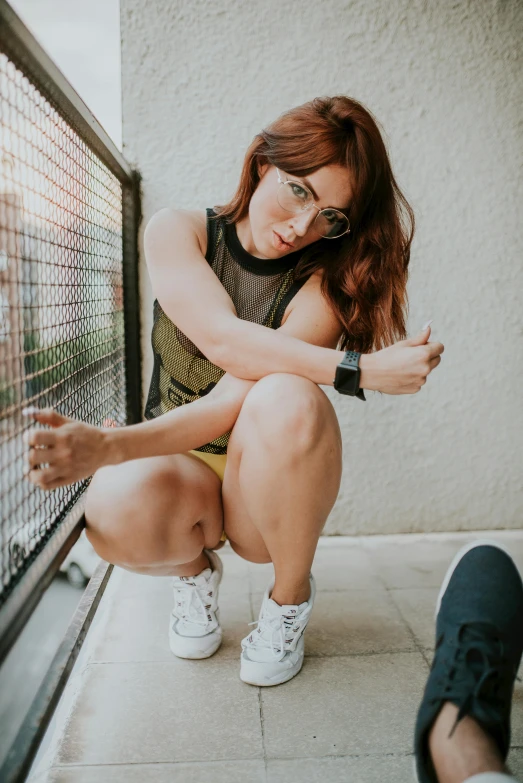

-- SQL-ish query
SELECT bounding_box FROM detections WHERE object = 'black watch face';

[336,365,359,395]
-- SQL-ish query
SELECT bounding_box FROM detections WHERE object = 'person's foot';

[240,573,316,686]
[169,549,223,659]
[414,540,523,782]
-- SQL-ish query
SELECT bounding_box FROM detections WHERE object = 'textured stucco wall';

[120,0,523,535]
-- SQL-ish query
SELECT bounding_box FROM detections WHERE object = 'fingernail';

[422,320,433,330]
[22,406,39,416]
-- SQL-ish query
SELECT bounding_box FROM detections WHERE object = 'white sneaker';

[169,549,223,659]
[240,573,316,686]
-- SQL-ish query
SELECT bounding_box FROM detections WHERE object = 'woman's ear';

[256,159,269,178]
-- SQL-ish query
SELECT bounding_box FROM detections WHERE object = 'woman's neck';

[234,215,268,259]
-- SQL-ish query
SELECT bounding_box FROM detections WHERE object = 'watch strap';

[335,351,366,402]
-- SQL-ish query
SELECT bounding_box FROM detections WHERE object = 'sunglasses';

[276,169,351,239]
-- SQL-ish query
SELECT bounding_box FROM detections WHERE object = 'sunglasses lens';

[277,180,313,212]
[276,176,350,238]
[315,210,350,239]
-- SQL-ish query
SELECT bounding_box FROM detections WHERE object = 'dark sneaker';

[414,540,523,783]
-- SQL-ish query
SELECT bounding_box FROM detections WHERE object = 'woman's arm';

[106,372,255,465]
[144,208,371,388]
[23,372,255,489]
[24,262,443,489]
[23,281,340,489]
[144,209,443,392]
[106,279,343,466]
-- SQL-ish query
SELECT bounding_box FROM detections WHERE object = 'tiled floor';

[29,531,523,783]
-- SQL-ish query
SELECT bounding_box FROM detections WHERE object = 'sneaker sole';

[169,623,223,659]
[239,657,304,687]
[435,538,512,619]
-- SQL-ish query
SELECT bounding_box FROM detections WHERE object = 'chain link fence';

[0,2,141,778]
[0,52,128,605]
[0,0,141,650]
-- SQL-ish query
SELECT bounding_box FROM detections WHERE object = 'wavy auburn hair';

[214,96,414,353]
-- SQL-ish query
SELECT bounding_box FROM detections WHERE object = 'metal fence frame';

[0,1,142,779]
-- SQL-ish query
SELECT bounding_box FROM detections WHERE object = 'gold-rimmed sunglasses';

[276,169,351,239]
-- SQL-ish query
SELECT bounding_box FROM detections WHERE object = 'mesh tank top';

[143,208,311,454]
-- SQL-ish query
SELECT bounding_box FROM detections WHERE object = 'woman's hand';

[360,323,444,395]
[22,407,111,490]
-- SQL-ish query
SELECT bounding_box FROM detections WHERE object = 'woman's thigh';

[221,440,272,564]
[84,452,225,571]
[221,373,342,564]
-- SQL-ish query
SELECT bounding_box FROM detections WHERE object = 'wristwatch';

[333,350,366,401]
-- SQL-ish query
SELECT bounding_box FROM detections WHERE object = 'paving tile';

[246,543,382,594]
[365,534,523,590]
[111,549,251,598]
[246,561,275,594]
[267,754,415,783]
[364,539,471,589]
[216,546,253,588]
[389,587,439,650]
[250,587,415,658]
[104,568,172,601]
[261,652,428,758]
[45,760,266,783]
[508,747,523,778]
[90,579,252,663]
[56,660,263,765]
[290,590,414,657]
[508,540,523,576]
[310,545,382,591]
[512,674,523,747]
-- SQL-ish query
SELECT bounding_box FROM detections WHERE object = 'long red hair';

[214,96,414,353]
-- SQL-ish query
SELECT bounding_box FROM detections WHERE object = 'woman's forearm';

[105,374,255,465]
[217,320,378,390]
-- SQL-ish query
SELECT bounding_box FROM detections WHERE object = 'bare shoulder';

[278,268,343,349]
[144,207,208,257]
[280,269,329,325]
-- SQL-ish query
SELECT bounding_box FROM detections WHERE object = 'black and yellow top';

[143,208,311,454]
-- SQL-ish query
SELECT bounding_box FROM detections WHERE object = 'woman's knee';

[84,460,185,566]
[239,373,340,450]
[86,459,177,529]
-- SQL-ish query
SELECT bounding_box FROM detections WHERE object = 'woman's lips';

[273,231,294,251]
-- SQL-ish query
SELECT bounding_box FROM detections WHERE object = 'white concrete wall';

[120,0,523,535]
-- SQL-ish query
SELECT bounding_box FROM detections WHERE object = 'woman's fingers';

[426,341,444,359]
[22,407,71,428]
[24,428,68,474]
[23,428,57,448]
[28,447,52,468]
[28,466,65,490]
[23,410,72,489]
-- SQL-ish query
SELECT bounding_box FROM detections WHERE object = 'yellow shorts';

[188,449,227,481]
[187,449,228,543]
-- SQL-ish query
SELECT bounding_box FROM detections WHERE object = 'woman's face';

[236,163,353,259]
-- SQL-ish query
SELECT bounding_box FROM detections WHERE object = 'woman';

[23,96,444,687]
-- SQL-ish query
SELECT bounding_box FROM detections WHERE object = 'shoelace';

[244,606,312,660]
[431,621,514,738]
[172,577,213,627]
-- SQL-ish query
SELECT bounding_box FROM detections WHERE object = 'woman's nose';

[289,208,317,237]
